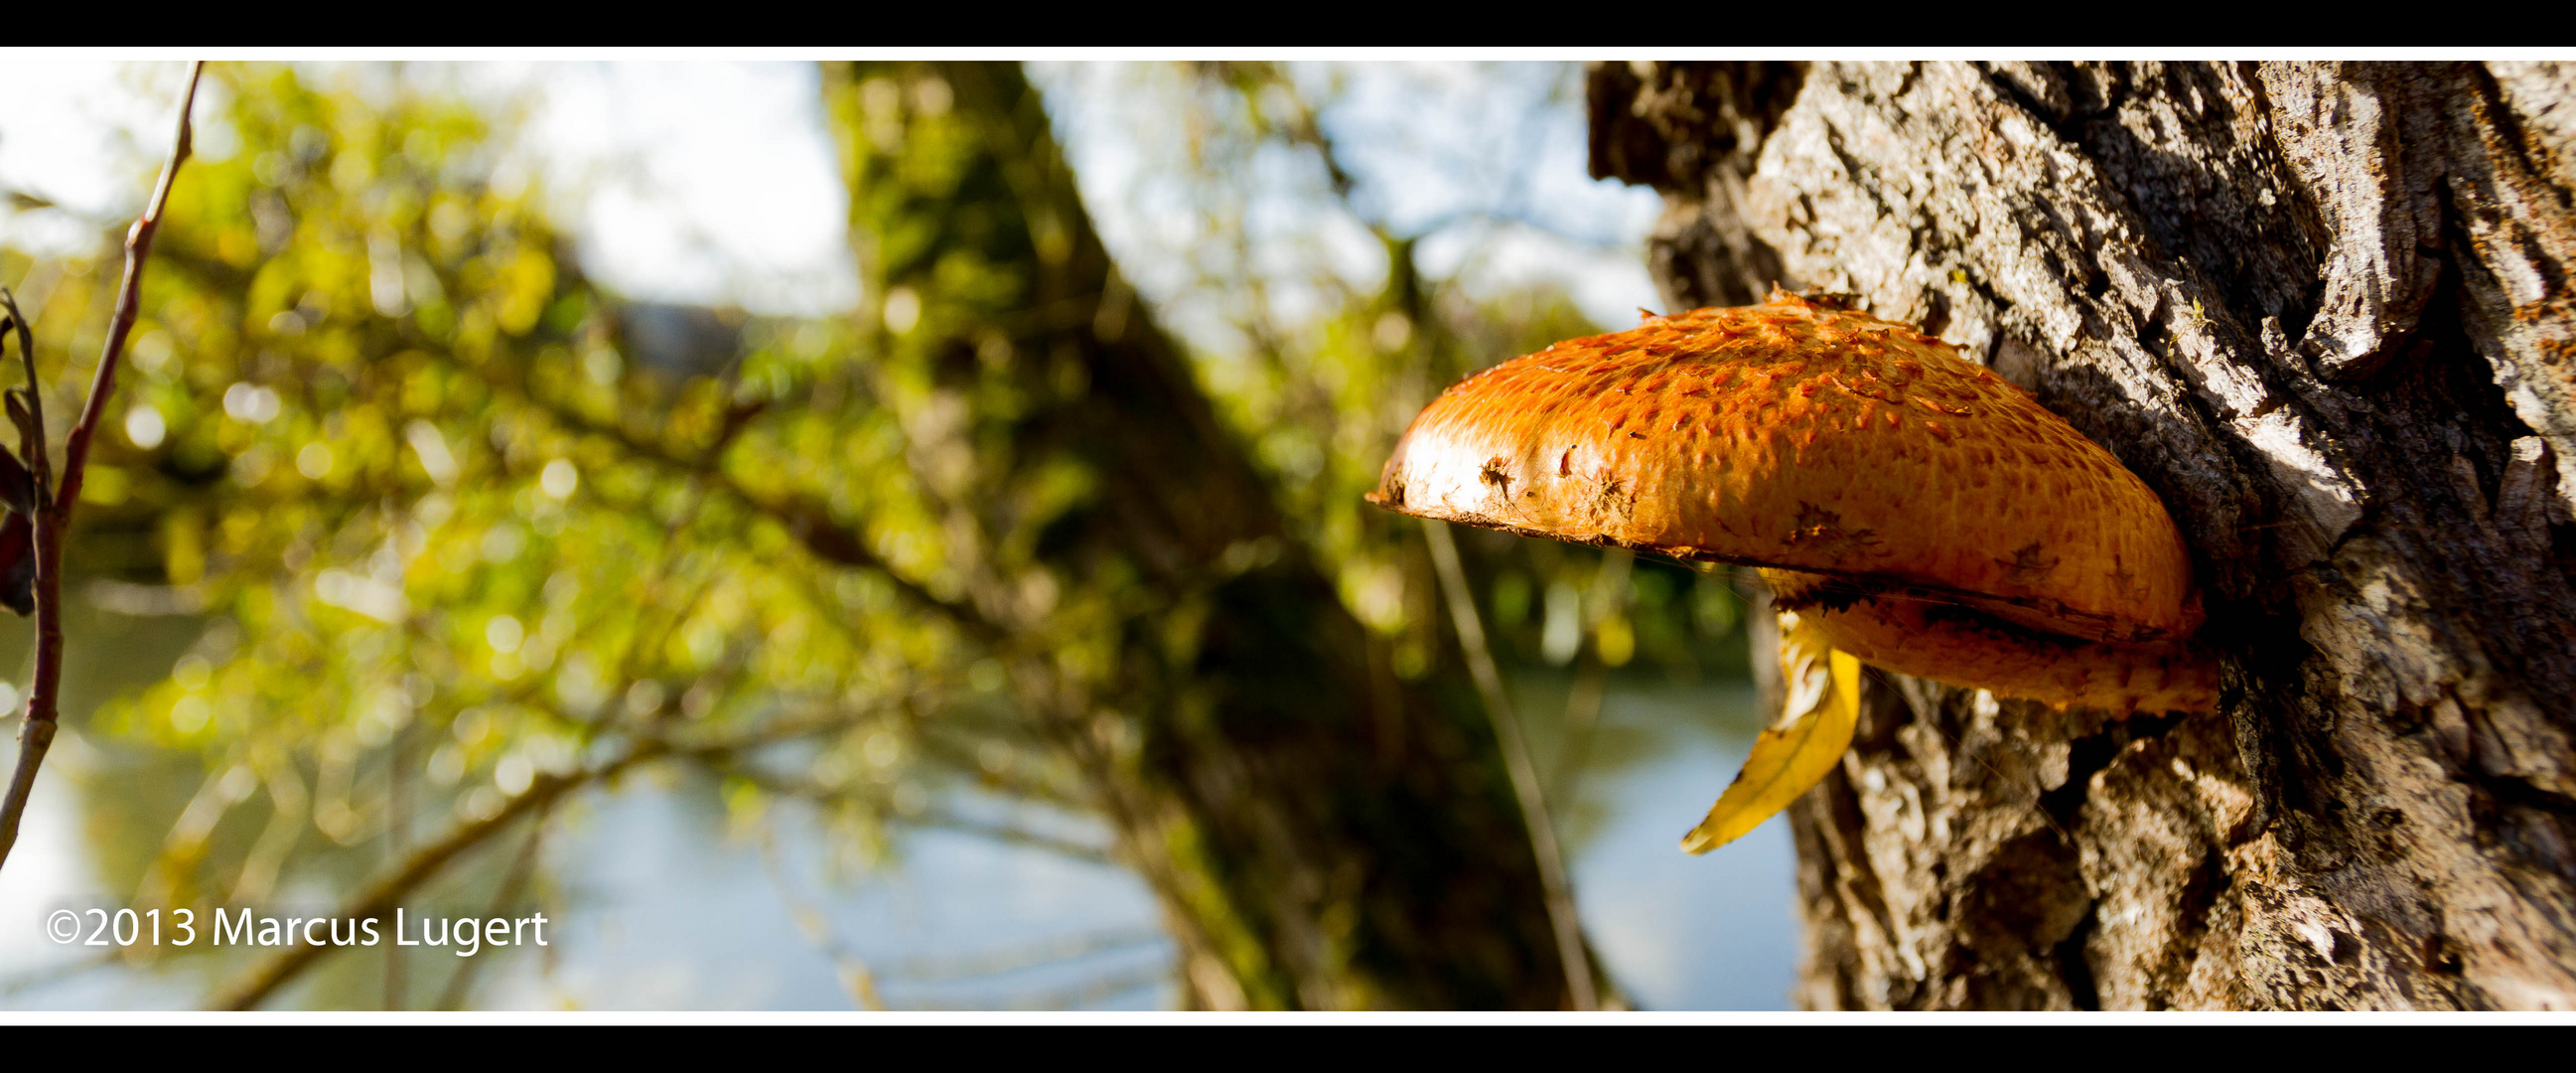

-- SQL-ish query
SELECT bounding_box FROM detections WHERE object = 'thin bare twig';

[760,826,887,1010]
[1419,518,1597,1012]
[728,762,1119,866]
[384,720,411,1010]
[59,63,200,529]
[433,803,550,1010]
[0,61,202,874]
[1556,658,1610,799]
[1553,548,1633,802]
[872,924,1165,987]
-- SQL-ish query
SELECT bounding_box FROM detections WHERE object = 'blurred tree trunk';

[1593,61,2576,1009]
[821,62,1572,1009]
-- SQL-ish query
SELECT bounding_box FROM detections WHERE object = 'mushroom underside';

[1763,568,2218,714]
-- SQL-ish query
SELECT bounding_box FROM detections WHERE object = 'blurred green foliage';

[0,61,1749,1007]
[11,66,994,977]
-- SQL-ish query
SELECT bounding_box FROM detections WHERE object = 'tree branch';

[211,705,881,1009]
[0,61,202,875]
[482,365,1006,648]
[212,742,650,1011]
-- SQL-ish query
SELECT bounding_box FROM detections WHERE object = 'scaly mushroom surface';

[1367,289,2217,849]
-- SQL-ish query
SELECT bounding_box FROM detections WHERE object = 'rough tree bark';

[825,62,1570,1009]
[1593,61,2576,1009]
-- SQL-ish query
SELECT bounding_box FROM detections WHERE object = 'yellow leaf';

[1679,610,1860,853]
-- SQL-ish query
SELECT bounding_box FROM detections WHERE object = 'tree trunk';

[824,62,1570,1009]
[1593,61,2576,1009]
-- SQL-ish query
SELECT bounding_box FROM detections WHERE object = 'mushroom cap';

[1366,291,2199,644]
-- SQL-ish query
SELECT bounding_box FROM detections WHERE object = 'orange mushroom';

[1367,288,2216,851]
